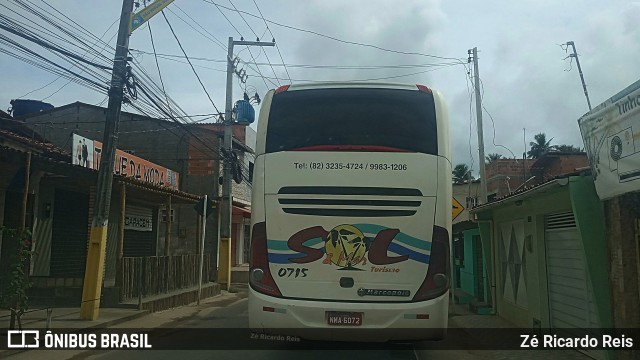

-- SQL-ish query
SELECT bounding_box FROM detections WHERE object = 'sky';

[2,0,640,176]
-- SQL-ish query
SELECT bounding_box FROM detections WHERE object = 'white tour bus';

[248,82,451,342]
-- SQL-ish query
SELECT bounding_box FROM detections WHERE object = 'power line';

[39,0,116,53]
[212,1,276,88]
[169,4,227,53]
[160,10,222,115]
[2,2,230,163]
[0,32,109,93]
[15,76,60,99]
[0,14,112,70]
[202,0,466,64]
[128,49,462,69]
[144,1,173,117]
[6,1,113,64]
[475,76,516,159]
[227,0,280,86]
[463,62,476,175]
[0,5,114,94]
[40,18,119,101]
[252,0,291,84]
[247,65,456,83]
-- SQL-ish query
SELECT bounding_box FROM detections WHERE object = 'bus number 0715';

[277,268,309,278]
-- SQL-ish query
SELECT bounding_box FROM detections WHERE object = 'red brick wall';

[198,124,246,143]
[485,159,534,197]
[186,133,218,176]
[542,155,589,181]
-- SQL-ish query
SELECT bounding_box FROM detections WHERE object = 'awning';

[232,205,251,217]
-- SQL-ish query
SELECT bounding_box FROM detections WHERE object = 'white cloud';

[2,0,639,178]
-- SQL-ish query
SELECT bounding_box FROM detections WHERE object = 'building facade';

[0,112,210,306]
[470,174,614,359]
[17,102,255,281]
[485,159,535,199]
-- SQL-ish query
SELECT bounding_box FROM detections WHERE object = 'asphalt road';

[8,287,489,360]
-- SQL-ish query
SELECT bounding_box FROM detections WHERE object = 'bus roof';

[277,82,435,92]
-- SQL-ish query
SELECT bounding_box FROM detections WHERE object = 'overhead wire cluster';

[465,51,516,178]
[1,0,484,186]
[0,0,114,99]
[126,2,254,183]
[0,0,254,184]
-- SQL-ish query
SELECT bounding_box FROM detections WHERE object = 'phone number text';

[294,162,408,171]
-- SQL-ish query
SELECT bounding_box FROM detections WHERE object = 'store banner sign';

[578,79,640,200]
[71,134,179,190]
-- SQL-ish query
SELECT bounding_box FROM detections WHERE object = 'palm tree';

[555,144,582,153]
[452,163,473,184]
[527,133,554,159]
[485,153,503,164]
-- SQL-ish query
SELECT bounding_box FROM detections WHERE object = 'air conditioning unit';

[608,127,640,182]
[608,127,635,167]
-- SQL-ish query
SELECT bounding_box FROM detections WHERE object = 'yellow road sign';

[452,197,464,220]
[129,0,174,34]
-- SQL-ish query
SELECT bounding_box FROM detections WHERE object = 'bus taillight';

[249,221,282,297]
[275,85,290,94]
[412,226,450,302]
[416,84,432,93]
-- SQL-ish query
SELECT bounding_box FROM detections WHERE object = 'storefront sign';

[72,134,179,190]
[124,205,153,232]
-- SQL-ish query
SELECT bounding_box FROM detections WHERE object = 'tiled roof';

[0,128,70,159]
[0,143,202,204]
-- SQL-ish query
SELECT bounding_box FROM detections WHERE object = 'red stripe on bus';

[291,145,413,152]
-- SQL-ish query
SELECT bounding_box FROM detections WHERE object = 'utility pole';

[80,0,172,320]
[566,41,592,111]
[220,37,274,290]
[523,128,527,189]
[80,0,134,320]
[197,195,207,305]
[469,47,488,204]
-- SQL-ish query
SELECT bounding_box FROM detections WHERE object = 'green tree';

[0,227,33,329]
[527,133,554,159]
[555,144,582,153]
[452,163,473,184]
[485,153,503,164]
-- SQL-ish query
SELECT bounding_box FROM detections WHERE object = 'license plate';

[326,311,363,326]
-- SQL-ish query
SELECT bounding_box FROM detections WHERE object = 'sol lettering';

[287,224,409,269]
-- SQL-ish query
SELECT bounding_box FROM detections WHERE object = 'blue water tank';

[10,99,54,118]
[234,100,255,124]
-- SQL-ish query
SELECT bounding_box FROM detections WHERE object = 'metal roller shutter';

[50,189,88,277]
[545,211,600,329]
[123,205,155,257]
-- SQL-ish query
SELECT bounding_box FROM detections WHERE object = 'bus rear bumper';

[248,288,449,342]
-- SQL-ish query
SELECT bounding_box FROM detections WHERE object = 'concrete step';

[453,288,474,304]
[469,300,493,315]
[231,269,249,283]
[118,282,221,313]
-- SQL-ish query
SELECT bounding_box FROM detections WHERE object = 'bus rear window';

[265,88,438,154]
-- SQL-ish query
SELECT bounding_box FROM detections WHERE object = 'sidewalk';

[0,306,149,330]
[0,282,237,358]
[448,303,599,360]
